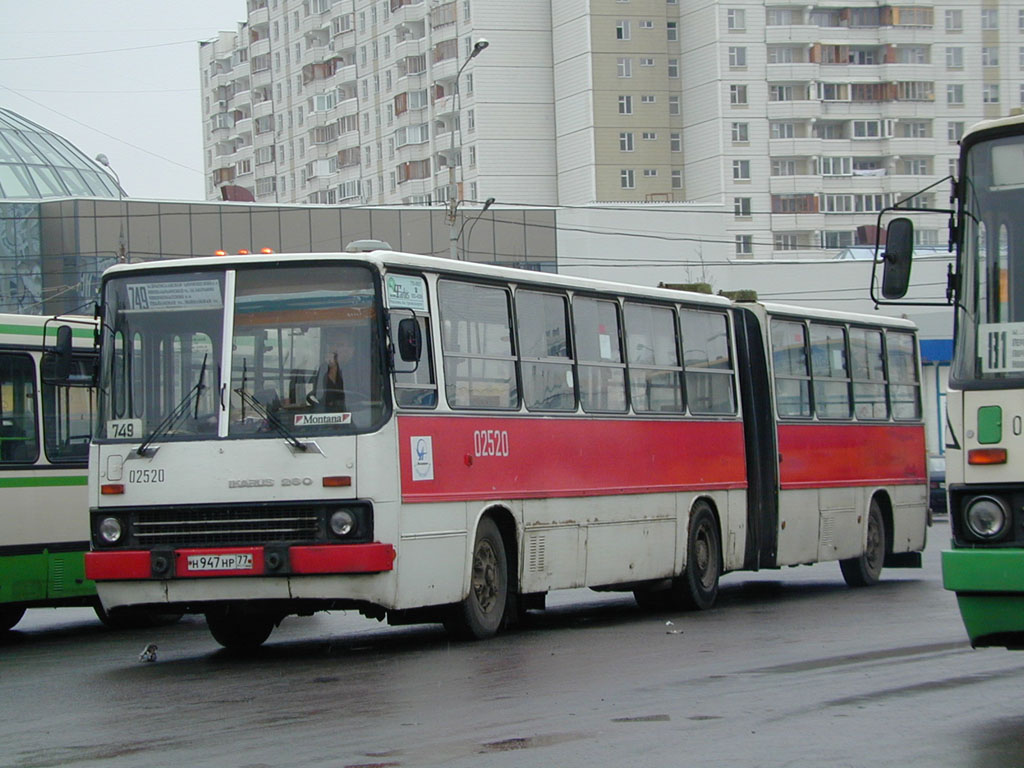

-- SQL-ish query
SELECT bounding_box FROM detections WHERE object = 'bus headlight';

[329,509,356,537]
[964,496,1008,539]
[99,516,124,544]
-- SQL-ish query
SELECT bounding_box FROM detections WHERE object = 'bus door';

[733,307,779,569]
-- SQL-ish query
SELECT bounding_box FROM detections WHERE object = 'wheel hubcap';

[472,540,500,613]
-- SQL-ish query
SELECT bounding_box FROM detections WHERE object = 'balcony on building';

[247,0,269,24]
[390,0,426,27]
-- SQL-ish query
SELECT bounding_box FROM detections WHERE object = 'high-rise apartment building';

[201,0,1021,259]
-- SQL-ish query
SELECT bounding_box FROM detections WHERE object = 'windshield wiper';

[136,354,208,457]
[233,385,307,452]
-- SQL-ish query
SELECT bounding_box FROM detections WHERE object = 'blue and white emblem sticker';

[411,436,434,481]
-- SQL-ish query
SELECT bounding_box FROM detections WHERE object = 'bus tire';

[674,501,721,611]
[0,606,25,632]
[205,606,277,650]
[841,498,886,587]
[444,517,508,640]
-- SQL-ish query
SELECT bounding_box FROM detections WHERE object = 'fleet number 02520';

[473,429,509,457]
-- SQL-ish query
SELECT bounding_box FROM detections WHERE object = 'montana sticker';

[294,412,351,426]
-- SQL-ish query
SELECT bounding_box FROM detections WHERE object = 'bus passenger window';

[395,316,437,408]
[516,290,575,411]
[573,296,627,413]
[809,323,851,419]
[42,356,95,462]
[771,319,811,418]
[625,302,683,413]
[680,309,735,415]
[887,331,921,420]
[0,354,39,463]
[850,328,887,419]
[440,280,518,409]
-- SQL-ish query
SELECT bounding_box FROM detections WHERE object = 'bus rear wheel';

[674,502,721,611]
[840,498,886,587]
[0,606,25,632]
[205,606,278,650]
[444,517,508,640]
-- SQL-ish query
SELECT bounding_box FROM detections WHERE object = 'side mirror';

[53,325,73,383]
[881,217,914,299]
[397,317,422,363]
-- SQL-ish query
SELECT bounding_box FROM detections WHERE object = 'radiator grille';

[133,506,319,547]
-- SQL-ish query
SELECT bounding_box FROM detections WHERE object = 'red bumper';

[85,543,396,580]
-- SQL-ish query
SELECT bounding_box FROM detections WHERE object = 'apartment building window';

[983,84,1001,104]
[618,58,632,77]
[667,22,678,41]
[948,122,965,142]
[770,85,795,102]
[668,59,679,78]
[463,0,471,20]
[730,85,748,105]
[727,9,745,30]
[771,159,796,176]
[256,176,277,196]
[983,47,999,67]
[643,169,658,177]
[901,120,930,138]
[640,57,655,67]
[771,122,795,139]
[467,110,476,131]
[616,20,631,40]
[1020,9,1024,30]
[903,158,930,175]
[821,194,854,213]
[735,235,753,256]
[853,120,888,138]
[734,197,751,217]
[898,46,928,64]
[947,84,964,105]
[729,47,746,67]
[618,95,634,114]
[731,122,748,142]
[641,95,657,103]
[669,96,680,115]
[768,46,795,64]
[767,8,798,25]
[620,132,635,151]
[895,7,932,26]
[1020,47,1024,69]
[945,9,963,31]
[671,170,681,189]
[465,73,473,94]
[732,159,750,180]
[823,231,854,249]
[670,132,682,151]
[621,169,635,188]
[469,146,477,167]
[639,20,654,29]
[981,8,999,30]
[819,156,851,176]
[1021,84,1024,105]
[237,158,252,175]
[775,234,799,251]
[642,132,657,140]
[946,47,963,68]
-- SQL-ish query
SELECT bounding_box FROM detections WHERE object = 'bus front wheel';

[444,517,508,640]
[205,606,278,650]
[0,606,25,632]
[840,499,886,587]
[674,502,721,611]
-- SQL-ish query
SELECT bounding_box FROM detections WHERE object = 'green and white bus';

[879,113,1024,648]
[0,313,97,630]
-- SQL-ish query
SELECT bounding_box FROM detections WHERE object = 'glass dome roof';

[0,108,123,199]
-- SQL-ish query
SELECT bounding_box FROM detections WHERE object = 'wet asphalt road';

[3,517,1023,768]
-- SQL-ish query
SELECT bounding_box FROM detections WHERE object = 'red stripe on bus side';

[398,416,748,503]
[777,423,926,489]
[290,543,396,574]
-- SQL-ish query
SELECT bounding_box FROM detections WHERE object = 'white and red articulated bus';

[73,250,927,649]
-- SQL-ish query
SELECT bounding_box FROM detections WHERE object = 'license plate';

[186,553,254,571]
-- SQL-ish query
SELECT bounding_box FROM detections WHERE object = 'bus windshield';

[955,131,1024,382]
[99,263,387,441]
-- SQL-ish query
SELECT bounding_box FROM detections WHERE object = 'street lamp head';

[94,153,110,168]
[470,38,489,58]
[482,197,495,212]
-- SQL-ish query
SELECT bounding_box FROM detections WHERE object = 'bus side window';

[771,319,811,418]
[42,356,95,463]
[809,322,851,419]
[680,309,735,415]
[0,353,40,464]
[395,316,438,408]
[517,290,575,412]
[573,296,627,413]
[850,328,887,420]
[887,331,921,420]
[624,302,684,414]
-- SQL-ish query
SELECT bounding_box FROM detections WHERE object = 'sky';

[0,0,247,201]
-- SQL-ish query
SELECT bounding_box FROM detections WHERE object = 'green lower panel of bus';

[0,551,96,607]
[943,549,1024,648]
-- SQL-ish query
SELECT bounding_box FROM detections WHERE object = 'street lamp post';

[94,154,127,263]
[448,38,489,260]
